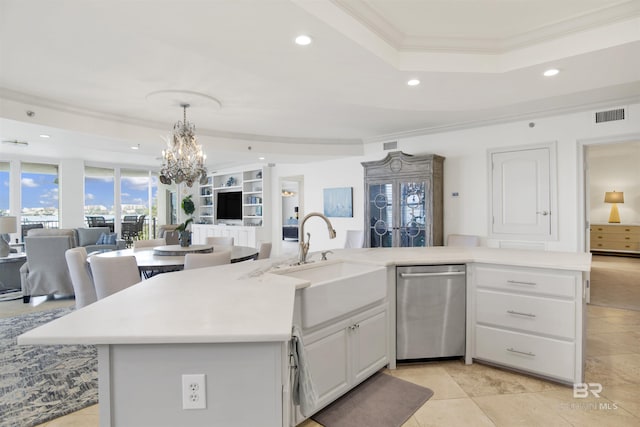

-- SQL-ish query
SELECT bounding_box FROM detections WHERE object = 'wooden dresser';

[590,224,640,254]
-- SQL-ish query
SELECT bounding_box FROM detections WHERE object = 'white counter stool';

[446,234,480,247]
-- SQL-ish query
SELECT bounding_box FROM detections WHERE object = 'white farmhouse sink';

[273,261,387,328]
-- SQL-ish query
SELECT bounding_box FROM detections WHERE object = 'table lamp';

[0,216,17,257]
[604,191,624,223]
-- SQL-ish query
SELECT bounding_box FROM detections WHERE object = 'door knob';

[536,211,550,216]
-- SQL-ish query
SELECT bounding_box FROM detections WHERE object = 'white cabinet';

[296,304,388,422]
[469,264,584,384]
[191,224,258,247]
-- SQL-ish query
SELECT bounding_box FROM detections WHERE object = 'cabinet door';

[351,308,388,384]
[304,322,350,410]
[399,179,430,247]
[368,182,394,247]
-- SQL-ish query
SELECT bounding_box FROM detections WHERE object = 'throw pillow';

[96,233,117,245]
[96,233,107,245]
[103,233,117,245]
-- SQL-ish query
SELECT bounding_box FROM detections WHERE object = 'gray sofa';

[75,227,126,253]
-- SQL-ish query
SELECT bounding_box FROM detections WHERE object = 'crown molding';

[363,94,640,144]
[0,88,362,146]
[332,0,640,54]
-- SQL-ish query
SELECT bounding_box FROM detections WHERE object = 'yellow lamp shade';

[604,191,624,204]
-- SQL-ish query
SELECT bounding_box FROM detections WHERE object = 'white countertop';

[18,247,590,346]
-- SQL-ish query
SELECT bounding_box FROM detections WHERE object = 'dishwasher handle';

[399,271,465,279]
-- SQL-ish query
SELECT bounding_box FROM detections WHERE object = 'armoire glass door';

[368,183,393,247]
[399,180,428,247]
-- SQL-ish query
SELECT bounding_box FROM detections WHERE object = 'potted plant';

[177,195,195,247]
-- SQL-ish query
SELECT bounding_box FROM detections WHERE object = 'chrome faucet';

[298,212,337,264]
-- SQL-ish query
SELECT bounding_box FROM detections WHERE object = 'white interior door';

[491,145,556,239]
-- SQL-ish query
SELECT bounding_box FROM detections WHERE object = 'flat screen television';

[217,191,242,220]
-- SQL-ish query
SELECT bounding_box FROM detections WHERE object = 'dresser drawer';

[476,290,575,339]
[591,233,639,242]
[475,266,576,298]
[591,240,640,251]
[475,325,575,382]
[591,225,640,235]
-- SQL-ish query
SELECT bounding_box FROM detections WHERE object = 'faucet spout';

[298,212,337,264]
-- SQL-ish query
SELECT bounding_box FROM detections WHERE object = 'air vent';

[383,141,398,150]
[595,108,625,123]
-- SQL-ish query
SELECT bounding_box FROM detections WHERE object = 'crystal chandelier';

[159,103,208,187]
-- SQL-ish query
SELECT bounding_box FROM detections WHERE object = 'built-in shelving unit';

[242,169,264,227]
[198,175,214,224]
[193,166,270,247]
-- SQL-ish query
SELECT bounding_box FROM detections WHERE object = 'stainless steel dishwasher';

[396,265,466,360]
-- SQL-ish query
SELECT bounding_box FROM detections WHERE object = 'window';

[21,162,59,227]
[121,169,157,239]
[85,166,115,222]
[0,162,9,216]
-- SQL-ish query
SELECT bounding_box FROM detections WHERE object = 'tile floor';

[1,258,637,427]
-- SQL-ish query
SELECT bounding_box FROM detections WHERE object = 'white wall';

[272,103,640,254]
[588,142,640,224]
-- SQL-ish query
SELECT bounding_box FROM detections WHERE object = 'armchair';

[20,234,75,303]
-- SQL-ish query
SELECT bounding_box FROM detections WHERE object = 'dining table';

[91,245,259,276]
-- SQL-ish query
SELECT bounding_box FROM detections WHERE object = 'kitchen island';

[19,247,590,427]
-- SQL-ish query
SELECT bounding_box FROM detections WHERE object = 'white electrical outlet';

[182,374,206,410]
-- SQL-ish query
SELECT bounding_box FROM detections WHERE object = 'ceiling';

[1,0,639,170]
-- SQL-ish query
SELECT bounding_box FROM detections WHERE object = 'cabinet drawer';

[475,325,575,382]
[476,290,575,339]
[475,266,576,298]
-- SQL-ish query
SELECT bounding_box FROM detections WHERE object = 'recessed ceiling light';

[407,79,420,86]
[258,157,265,160]
[295,35,312,46]
[543,68,559,77]
[131,144,140,150]
[39,134,50,138]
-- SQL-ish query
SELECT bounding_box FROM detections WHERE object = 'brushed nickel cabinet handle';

[507,310,536,318]
[507,347,535,357]
[507,280,536,286]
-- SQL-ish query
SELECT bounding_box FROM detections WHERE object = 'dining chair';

[184,251,231,270]
[257,242,272,260]
[446,234,480,247]
[90,255,141,299]
[133,238,166,250]
[344,230,364,248]
[65,247,97,309]
[205,236,234,247]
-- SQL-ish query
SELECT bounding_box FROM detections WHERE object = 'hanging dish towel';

[291,325,318,416]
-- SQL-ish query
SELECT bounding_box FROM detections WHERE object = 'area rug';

[0,289,23,302]
[0,307,98,427]
[311,372,433,427]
